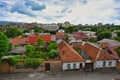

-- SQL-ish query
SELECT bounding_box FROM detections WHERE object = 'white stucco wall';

[94,60,117,69]
[105,60,117,67]
[63,62,84,70]
[94,60,104,68]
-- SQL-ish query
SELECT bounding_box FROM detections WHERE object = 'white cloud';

[0,0,120,25]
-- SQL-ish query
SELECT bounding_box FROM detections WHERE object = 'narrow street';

[0,70,120,80]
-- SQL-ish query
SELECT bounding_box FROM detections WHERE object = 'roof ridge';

[95,49,102,61]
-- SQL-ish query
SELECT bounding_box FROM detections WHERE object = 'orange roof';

[79,43,116,61]
[58,41,84,62]
[100,42,109,47]
[27,35,52,43]
[56,32,66,39]
[12,37,26,45]
[12,38,19,45]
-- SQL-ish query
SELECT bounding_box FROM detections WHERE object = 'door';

[45,63,50,71]
[79,63,82,69]
[85,63,93,70]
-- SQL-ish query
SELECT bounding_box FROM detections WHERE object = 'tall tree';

[5,27,22,38]
[47,42,58,51]
[0,31,9,62]
[37,38,45,47]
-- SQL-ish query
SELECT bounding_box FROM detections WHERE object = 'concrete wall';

[63,62,84,70]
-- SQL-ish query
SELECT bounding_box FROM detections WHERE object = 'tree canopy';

[0,31,9,62]
[47,42,58,51]
[5,27,22,38]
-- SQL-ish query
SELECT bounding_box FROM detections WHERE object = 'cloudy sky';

[0,0,120,25]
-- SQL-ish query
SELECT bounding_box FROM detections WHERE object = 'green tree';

[26,45,35,57]
[117,32,120,36]
[47,43,58,51]
[37,38,45,47]
[48,50,58,59]
[97,32,111,40]
[24,58,41,69]
[5,27,22,38]
[8,57,19,66]
[33,27,41,33]
[0,31,9,62]
[65,26,77,33]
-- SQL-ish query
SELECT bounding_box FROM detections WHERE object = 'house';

[27,35,56,45]
[72,32,87,40]
[77,42,117,70]
[107,46,120,69]
[80,31,96,38]
[11,36,27,46]
[42,23,59,31]
[58,41,85,70]
[56,32,66,40]
[9,46,26,55]
[98,38,120,46]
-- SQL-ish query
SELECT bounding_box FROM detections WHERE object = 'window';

[73,63,76,69]
[67,64,70,69]
[109,61,112,66]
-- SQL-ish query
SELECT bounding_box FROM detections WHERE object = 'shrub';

[8,57,19,66]
[24,58,41,69]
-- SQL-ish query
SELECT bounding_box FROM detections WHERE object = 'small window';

[67,64,70,69]
[73,63,76,69]
[109,61,112,66]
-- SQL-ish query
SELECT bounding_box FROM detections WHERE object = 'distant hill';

[0,21,26,25]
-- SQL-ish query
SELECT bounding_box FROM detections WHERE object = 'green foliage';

[37,38,45,47]
[116,32,120,36]
[26,45,35,57]
[48,49,58,59]
[47,42,58,51]
[115,37,120,42]
[24,58,41,69]
[64,26,77,33]
[8,57,19,66]
[26,45,35,53]
[23,29,30,33]
[5,27,22,38]
[33,27,41,33]
[97,32,111,40]
[0,31,9,61]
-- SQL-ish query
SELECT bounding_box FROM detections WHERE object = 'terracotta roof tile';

[79,43,116,61]
[56,32,66,39]
[58,41,84,62]
[27,35,52,43]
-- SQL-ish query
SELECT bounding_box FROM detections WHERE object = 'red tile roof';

[58,41,84,62]
[100,42,109,47]
[79,43,116,61]
[27,35,52,43]
[72,32,87,40]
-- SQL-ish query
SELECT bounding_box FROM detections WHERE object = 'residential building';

[72,32,88,40]
[58,41,85,70]
[72,42,117,70]
[98,38,120,47]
